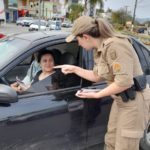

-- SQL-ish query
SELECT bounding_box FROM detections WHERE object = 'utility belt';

[116,75,147,102]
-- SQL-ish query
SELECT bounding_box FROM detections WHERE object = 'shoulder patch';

[113,63,122,73]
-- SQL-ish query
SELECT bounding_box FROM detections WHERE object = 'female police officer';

[54,16,150,150]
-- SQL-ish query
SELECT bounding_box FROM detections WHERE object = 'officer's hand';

[75,90,99,99]
[53,65,76,75]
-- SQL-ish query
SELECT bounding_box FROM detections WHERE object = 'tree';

[111,9,132,25]
[84,0,104,15]
[143,21,150,27]
[65,0,104,16]
[68,3,84,22]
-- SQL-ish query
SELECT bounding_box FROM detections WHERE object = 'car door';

[0,92,69,150]
[0,41,88,150]
[80,49,113,148]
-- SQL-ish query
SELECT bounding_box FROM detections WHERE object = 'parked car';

[0,31,150,150]
[61,21,72,28]
[29,20,49,31]
[16,17,33,26]
[22,17,34,27]
[16,17,25,26]
[48,20,61,30]
[137,27,147,33]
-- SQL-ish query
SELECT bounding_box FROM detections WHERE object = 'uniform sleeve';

[107,42,134,87]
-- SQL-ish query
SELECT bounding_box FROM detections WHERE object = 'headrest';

[60,52,76,65]
[50,49,61,65]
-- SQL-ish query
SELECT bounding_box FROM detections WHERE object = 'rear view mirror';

[0,84,18,104]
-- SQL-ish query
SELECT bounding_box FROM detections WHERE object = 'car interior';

[3,42,82,95]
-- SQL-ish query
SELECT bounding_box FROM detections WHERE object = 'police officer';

[54,16,150,150]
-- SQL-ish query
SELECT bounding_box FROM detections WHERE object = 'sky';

[104,0,150,18]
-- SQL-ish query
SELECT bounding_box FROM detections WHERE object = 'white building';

[0,0,6,23]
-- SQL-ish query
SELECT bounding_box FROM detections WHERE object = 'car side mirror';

[0,84,18,104]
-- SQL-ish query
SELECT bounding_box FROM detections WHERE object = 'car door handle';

[68,100,84,112]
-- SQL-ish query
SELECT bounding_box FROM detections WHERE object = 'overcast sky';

[104,0,150,18]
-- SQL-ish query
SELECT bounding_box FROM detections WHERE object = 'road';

[1,23,149,50]
[0,23,71,36]
[0,23,29,35]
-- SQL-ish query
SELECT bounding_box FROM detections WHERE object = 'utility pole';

[132,0,138,26]
[38,0,41,30]
[124,5,129,25]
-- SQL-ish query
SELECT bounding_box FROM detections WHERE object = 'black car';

[140,121,150,150]
[137,27,147,33]
[0,31,150,150]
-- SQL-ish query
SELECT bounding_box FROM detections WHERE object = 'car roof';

[10,31,70,42]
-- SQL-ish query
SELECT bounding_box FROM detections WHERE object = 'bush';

[113,23,124,31]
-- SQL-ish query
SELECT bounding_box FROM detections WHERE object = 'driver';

[11,50,56,92]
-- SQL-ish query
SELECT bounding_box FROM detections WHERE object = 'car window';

[20,55,32,65]
[82,49,94,70]
[138,45,150,74]
[0,37,30,69]
[5,55,33,83]
[132,40,150,74]
[4,42,81,96]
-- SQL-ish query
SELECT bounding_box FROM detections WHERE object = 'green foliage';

[80,0,104,15]
[89,0,104,8]
[143,21,150,26]
[113,23,124,31]
[106,8,112,13]
[68,4,84,22]
[111,9,132,25]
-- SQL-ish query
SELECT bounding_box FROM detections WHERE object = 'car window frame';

[132,38,150,74]
[3,39,83,98]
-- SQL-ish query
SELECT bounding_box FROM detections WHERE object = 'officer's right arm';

[53,65,101,83]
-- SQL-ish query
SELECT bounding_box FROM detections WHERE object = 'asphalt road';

[0,23,71,35]
[0,23,29,35]
[1,23,149,50]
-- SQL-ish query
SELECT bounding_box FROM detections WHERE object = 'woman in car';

[11,50,57,92]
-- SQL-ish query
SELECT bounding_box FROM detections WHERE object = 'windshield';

[0,37,30,70]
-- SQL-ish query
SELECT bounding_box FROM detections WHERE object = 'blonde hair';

[81,18,126,39]
[96,18,126,38]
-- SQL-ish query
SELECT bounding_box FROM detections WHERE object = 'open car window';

[3,42,82,95]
